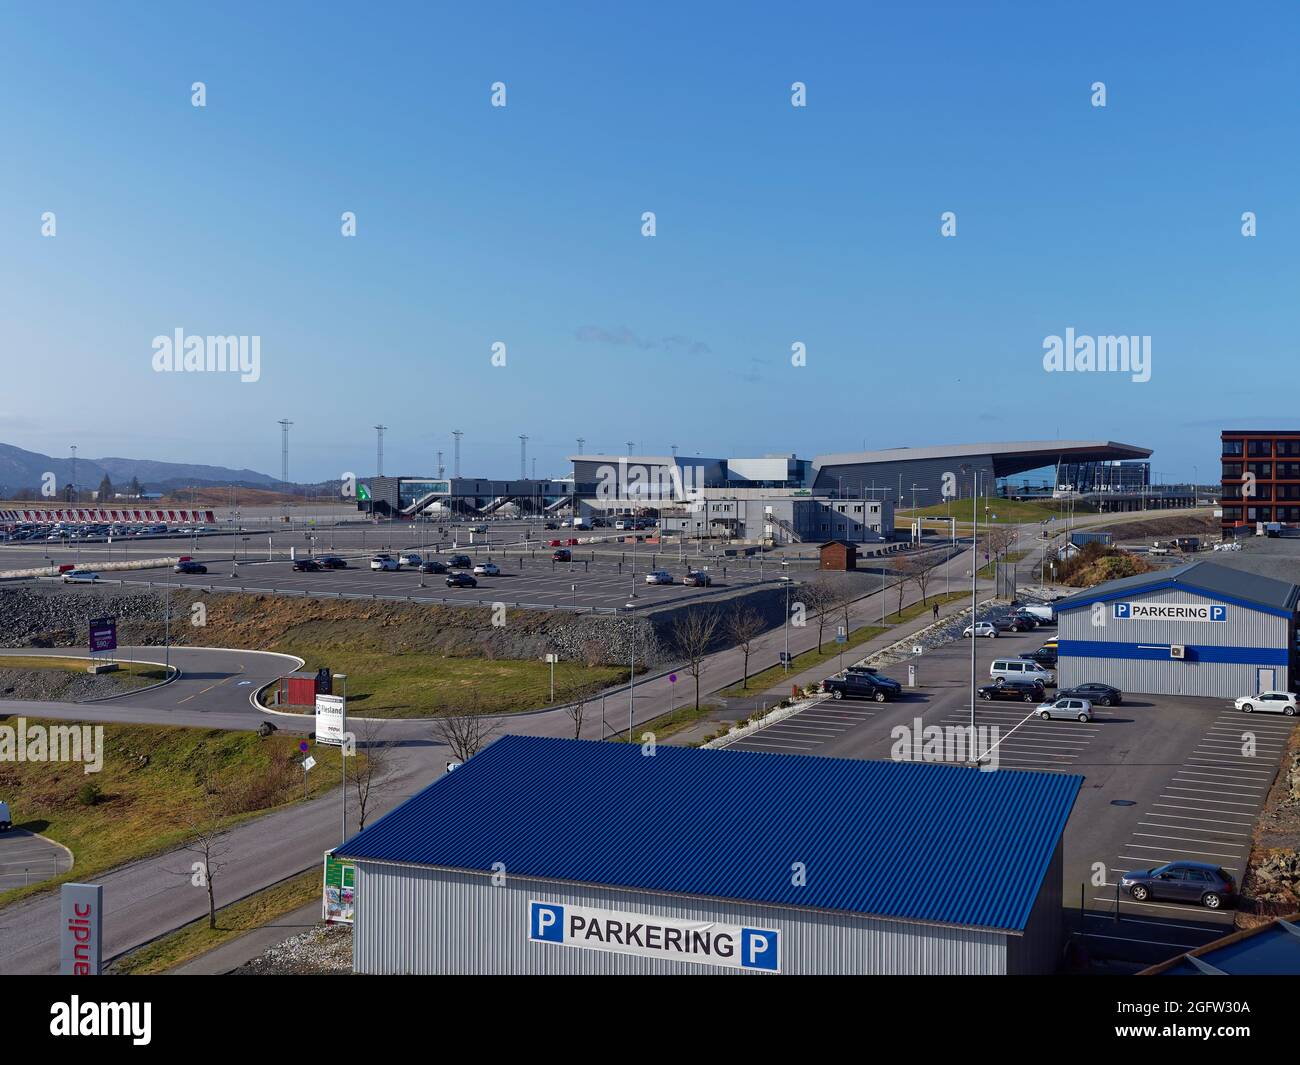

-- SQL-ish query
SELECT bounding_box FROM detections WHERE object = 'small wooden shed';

[819,540,859,571]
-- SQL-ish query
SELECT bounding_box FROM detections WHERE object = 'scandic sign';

[1113,602,1227,623]
[529,900,779,972]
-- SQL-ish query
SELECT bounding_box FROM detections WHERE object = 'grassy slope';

[897,498,1098,524]
[0,720,347,908]
[0,657,167,689]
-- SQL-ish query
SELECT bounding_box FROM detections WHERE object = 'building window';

[1222,440,1243,456]
[1247,506,1272,521]
[1222,463,1242,478]
[1278,463,1300,480]
[1247,440,1273,457]
[1247,462,1272,478]
[1278,441,1300,457]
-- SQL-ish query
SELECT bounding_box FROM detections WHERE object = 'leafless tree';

[177,786,239,930]
[896,552,936,608]
[430,696,500,765]
[802,578,839,653]
[725,603,766,689]
[564,693,588,739]
[345,718,398,832]
[671,607,722,711]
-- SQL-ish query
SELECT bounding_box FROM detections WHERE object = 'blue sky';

[0,1,1293,483]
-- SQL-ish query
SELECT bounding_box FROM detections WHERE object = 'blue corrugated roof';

[337,736,1081,933]
[1053,561,1300,615]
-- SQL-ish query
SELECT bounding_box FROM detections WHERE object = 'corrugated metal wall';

[1005,840,1063,975]
[1058,588,1288,698]
[352,863,1022,975]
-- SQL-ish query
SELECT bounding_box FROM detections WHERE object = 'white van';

[991,658,1056,687]
[0,800,11,831]
[1020,604,1055,624]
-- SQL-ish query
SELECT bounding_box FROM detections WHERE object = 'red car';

[565,538,579,546]
[548,539,563,547]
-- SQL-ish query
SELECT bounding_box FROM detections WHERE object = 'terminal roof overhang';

[813,440,1152,479]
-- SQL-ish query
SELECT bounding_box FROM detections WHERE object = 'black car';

[174,560,207,574]
[1009,612,1040,629]
[544,521,559,530]
[419,560,448,574]
[823,671,901,703]
[447,554,473,568]
[446,572,478,588]
[1003,615,1036,632]
[1055,682,1122,706]
[977,680,1046,703]
[1020,647,1058,667]
[317,556,347,569]
[1120,861,1235,910]
[293,558,323,572]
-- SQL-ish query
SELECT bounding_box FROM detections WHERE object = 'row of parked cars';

[365,553,489,587]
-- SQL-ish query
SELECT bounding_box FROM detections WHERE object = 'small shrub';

[77,782,102,806]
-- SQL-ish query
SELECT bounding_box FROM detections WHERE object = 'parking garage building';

[1054,562,1299,699]
[337,736,1081,975]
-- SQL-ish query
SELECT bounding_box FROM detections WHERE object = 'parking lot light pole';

[781,563,791,672]
[337,673,348,844]
[970,472,979,746]
[626,605,636,741]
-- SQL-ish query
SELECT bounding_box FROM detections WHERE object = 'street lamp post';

[336,672,348,844]
[626,606,637,741]
[781,562,791,672]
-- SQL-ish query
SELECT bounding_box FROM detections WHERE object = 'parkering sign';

[1113,602,1227,623]
[529,900,779,972]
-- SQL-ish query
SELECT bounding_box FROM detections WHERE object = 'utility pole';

[576,437,585,455]
[374,425,387,477]
[436,450,444,478]
[452,430,463,478]
[626,441,635,456]
[519,435,528,480]
[278,419,293,485]
[69,445,77,505]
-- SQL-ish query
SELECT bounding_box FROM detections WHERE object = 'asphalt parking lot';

[721,619,1299,968]
[44,551,804,613]
[0,830,73,892]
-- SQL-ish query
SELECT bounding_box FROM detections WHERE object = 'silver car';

[1036,697,1093,722]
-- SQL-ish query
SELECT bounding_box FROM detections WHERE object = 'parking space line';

[1122,842,1242,860]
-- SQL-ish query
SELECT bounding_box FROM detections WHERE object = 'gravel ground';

[233,922,353,975]
[0,665,156,703]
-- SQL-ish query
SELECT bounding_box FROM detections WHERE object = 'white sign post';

[315,694,347,747]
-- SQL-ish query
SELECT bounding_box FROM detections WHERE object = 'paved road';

[0,830,72,892]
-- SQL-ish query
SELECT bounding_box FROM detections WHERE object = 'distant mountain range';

[0,443,283,495]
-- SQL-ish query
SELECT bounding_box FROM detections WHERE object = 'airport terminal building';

[337,736,1081,976]
[1054,562,1299,699]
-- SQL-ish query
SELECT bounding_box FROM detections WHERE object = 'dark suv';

[447,554,473,568]
[823,671,902,703]
[1120,861,1235,910]
[1056,682,1122,707]
[977,680,1046,703]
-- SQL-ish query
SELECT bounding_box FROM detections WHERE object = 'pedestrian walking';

[932,601,939,620]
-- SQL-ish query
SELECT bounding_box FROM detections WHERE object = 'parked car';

[823,671,900,703]
[317,556,347,569]
[565,538,579,546]
[552,549,571,562]
[473,561,500,576]
[1020,604,1055,624]
[1020,642,1058,667]
[1056,683,1122,707]
[963,621,999,639]
[447,554,472,568]
[446,572,478,588]
[399,553,423,567]
[293,558,323,572]
[1008,611,1040,630]
[0,799,10,831]
[419,560,448,574]
[1036,696,1092,722]
[978,680,1046,703]
[1119,861,1235,910]
[1234,690,1298,715]
[174,561,207,574]
[548,539,563,548]
[682,571,712,586]
[1003,615,1036,633]
[544,521,559,530]
[62,569,100,583]
[991,658,1056,686]
[645,570,674,585]
[370,556,399,571]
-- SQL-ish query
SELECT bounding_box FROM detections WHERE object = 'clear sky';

[1,1,1292,483]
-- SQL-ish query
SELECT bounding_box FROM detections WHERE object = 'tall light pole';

[626,606,637,741]
[968,468,979,745]
[519,435,528,480]
[69,445,77,505]
[336,673,348,844]
[374,425,387,477]
[782,563,791,671]
[452,430,463,477]
[278,419,293,485]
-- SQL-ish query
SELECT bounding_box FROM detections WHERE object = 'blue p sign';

[741,927,779,971]
[1113,602,1131,619]
[530,901,564,943]
[1210,605,1227,622]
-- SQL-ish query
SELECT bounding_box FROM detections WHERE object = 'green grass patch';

[0,720,350,909]
[112,869,321,975]
[261,648,628,718]
[610,702,721,744]
[716,624,890,698]
[879,590,970,626]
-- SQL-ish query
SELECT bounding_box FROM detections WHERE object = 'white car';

[1234,691,1298,715]
[473,561,500,576]
[963,621,998,639]
[1037,697,1093,722]
[62,569,100,583]
[466,524,487,533]
[370,556,399,571]
[399,553,423,567]
[645,570,674,585]
[1213,542,1242,552]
